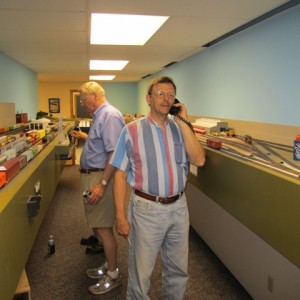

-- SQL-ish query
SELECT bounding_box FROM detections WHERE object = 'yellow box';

[37,129,46,139]
[13,270,31,300]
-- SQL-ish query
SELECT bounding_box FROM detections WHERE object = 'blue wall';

[138,5,300,127]
[103,82,137,114]
[0,52,38,120]
[1,5,300,126]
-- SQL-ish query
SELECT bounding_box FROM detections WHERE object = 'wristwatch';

[101,179,107,186]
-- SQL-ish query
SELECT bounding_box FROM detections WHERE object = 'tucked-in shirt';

[80,101,125,169]
[110,115,188,197]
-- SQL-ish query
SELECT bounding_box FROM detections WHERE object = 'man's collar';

[146,113,170,127]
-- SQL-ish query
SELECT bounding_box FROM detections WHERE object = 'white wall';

[186,183,300,300]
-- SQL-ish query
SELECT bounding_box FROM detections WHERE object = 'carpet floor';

[26,164,252,300]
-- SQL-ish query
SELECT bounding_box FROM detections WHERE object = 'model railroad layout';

[197,134,300,179]
[191,118,300,179]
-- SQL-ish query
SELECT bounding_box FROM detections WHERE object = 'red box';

[206,138,222,150]
[16,113,28,124]
[0,157,20,182]
[0,172,6,188]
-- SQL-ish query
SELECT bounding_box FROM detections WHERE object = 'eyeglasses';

[79,93,92,103]
[152,91,175,99]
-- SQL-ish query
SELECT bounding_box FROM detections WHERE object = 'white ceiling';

[0,0,290,83]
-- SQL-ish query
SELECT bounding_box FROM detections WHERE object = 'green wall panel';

[0,133,68,299]
[189,148,300,268]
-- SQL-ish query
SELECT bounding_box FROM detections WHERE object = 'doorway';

[70,89,90,118]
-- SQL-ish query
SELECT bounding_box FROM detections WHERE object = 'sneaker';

[88,275,122,295]
[86,264,107,279]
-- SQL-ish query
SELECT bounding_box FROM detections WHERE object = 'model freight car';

[0,157,21,187]
[206,138,222,150]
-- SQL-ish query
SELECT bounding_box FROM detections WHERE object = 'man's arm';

[71,130,88,140]
[174,103,205,167]
[88,151,116,204]
[113,169,130,237]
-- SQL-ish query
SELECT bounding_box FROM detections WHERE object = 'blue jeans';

[126,191,189,300]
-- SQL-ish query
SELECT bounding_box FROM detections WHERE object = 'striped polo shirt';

[110,115,188,197]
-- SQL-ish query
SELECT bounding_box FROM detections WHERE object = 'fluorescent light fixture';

[91,13,169,45]
[90,60,129,70]
[89,75,116,81]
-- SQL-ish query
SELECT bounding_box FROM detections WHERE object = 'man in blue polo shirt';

[72,81,125,295]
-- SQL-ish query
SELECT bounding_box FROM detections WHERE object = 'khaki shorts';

[80,171,115,228]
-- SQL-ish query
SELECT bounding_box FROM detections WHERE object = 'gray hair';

[79,81,105,95]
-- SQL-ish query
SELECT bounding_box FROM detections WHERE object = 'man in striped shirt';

[110,76,205,299]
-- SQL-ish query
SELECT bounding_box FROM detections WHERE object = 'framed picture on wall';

[49,98,60,113]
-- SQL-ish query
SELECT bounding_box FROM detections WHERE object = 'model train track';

[196,134,300,179]
[253,140,299,174]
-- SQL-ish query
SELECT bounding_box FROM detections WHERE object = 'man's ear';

[146,93,151,106]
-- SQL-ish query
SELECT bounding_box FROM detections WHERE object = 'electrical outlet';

[27,195,42,218]
[267,275,274,293]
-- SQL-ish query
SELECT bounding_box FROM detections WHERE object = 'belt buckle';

[155,196,159,203]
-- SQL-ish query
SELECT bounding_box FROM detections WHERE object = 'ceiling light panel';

[89,75,116,81]
[90,60,129,70]
[90,13,169,45]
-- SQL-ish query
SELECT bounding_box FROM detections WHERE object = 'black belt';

[134,189,183,205]
[79,168,104,174]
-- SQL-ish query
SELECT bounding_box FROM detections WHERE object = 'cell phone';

[169,98,181,116]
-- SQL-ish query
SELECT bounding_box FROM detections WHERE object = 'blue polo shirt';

[80,101,125,169]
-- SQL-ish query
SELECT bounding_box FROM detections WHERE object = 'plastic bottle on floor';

[48,235,55,254]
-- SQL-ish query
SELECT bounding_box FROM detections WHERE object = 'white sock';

[107,268,119,279]
[103,261,108,269]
